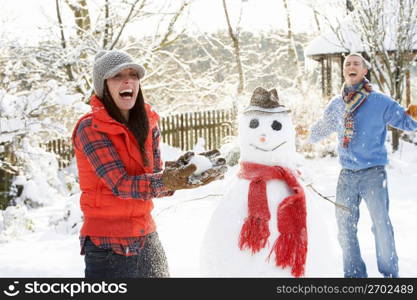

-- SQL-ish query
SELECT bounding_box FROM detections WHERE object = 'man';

[308,53,417,278]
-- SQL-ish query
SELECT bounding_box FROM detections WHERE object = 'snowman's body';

[201,177,294,276]
[200,107,336,277]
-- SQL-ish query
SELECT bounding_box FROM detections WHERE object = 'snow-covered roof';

[305,29,363,57]
[305,18,417,57]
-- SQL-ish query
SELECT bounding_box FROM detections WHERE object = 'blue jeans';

[84,232,169,278]
[335,166,398,278]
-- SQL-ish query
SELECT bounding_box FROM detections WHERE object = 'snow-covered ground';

[0,141,417,278]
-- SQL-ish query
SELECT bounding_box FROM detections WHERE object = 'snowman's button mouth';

[249,141,287,152]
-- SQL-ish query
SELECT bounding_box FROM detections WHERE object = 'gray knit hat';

[93,50,145,99]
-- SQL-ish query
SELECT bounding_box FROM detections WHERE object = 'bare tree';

[0,0,194,98]
[222,0,245,95]
[64,0,91,36]
[312,8,322,34]
[282,1,298,67]
[109,0,145,50]
[152,1,190,52]
[349,0,417,150]
[56,0,76,88]
[53,0,148,93]
[281,0,303,86]
[313,0,417,151]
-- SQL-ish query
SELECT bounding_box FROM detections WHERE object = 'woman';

[72,50,226,278]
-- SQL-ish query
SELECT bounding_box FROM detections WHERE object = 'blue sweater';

[309,91,417,170]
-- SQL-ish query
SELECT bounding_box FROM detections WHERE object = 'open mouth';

[119,89,133,98]
[249,141,287,152]
[348,72,357,77]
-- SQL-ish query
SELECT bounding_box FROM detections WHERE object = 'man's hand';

[406,104,417,120]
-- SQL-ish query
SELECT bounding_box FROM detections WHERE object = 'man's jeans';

[84,232,169,278]
[336,166,398,278]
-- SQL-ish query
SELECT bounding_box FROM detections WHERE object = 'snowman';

[200,87,336,277]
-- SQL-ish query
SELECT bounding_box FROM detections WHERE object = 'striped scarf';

[341,78,372,148]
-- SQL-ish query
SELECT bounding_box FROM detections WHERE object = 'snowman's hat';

[243,87,290,114]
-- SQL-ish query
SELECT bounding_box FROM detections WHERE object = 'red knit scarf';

[238,161,307,277]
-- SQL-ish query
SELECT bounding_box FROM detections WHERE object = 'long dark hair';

[102,82,149,166]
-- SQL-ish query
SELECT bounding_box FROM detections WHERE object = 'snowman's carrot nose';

[260,136,266,143]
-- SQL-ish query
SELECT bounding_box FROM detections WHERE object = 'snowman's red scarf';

[238,161,307,277]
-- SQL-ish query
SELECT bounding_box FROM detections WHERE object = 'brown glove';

[162,163,198,191]
[406,104,417,120]
[165,149,226,169]
[188,149,228,182]
[162,150,228,191]
[162,163,227,191]
[198,149,227,168]
[189,164,228,184]
[164,151,195,169]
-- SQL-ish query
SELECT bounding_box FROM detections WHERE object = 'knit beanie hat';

[93,50,145,99]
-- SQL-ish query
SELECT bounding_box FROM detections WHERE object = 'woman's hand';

[162,149,228,191]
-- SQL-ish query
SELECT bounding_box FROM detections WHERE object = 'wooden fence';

[43,139,75,169]
[2,107,237,170]
[0,107,238,207]
[159,108,236,151]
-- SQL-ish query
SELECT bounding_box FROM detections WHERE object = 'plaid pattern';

[74,118,171,200]
[80,236,147,256]
[76,117,172,256]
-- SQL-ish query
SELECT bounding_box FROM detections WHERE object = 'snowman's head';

[238,87,296,167]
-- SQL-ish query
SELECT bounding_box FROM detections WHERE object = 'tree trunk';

[222,0,244,95]
[103,0,110,48]
[282,0,304,91]
[110,0,143,49]
[313,9,321,34]
[406,69,411,107]
[282,0,299,69]
[56,0,84,94]
[65,0,91,36]
[391,128,400,151]
[391,71,403,152]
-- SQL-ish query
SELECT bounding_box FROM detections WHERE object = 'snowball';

[189,155,212,175]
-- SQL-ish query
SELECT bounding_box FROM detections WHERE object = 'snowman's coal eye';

[271,120,282,131]
[249,119,259,129]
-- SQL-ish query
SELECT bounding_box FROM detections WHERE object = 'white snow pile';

[0,83,88,144]
[0,85,88,241]
[0,134,417,277]
[0,205,35,243]
[11,142,66,207]
[0,147,80,241]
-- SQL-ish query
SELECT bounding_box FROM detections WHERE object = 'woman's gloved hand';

[161,163,198,191]
[162,150,228,191]
[198,149,227,168]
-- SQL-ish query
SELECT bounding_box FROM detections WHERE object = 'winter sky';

[1,0,318,44]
